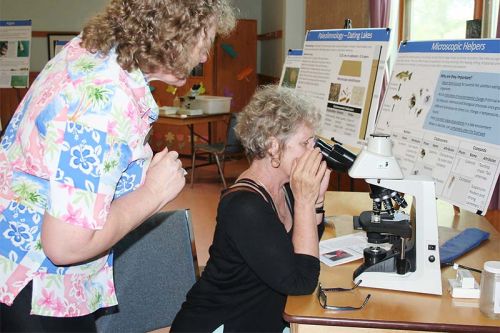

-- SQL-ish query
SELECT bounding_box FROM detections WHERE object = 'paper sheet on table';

[319,232,367,267]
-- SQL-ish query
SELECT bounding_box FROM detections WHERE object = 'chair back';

[223,113,243,154]
[95,210,199,333]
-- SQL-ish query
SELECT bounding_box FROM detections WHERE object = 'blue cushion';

[439,227,490,264]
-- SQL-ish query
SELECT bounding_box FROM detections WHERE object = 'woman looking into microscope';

[171,85,331,332]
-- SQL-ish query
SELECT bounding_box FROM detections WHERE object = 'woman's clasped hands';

[290,147,331,211]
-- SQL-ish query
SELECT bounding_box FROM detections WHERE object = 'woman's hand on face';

[290,148,327,206]
[318,166,331,203]
[143,147,186,208]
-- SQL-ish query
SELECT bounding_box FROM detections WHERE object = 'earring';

[271,157,281,168]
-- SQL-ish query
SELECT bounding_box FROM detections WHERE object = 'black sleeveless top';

[171,179,322,333]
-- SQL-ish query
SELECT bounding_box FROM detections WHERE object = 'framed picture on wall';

[47,33,77,59]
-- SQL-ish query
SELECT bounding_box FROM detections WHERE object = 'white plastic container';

[158,106,179,116]
[479,261,500,319]
[190,96,232,114]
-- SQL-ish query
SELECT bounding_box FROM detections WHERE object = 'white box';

[448,278,480,298]
[158,106,179,116]
[177,108,203,116]
[190,96,231,114]
[457,269,475,289]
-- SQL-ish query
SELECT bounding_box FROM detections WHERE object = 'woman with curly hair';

[171,85,330,332]
[0,0,235,331]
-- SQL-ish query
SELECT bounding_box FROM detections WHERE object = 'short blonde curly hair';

[235,85,321,160]
[81,0,236,78]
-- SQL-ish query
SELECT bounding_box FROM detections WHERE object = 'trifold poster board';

[295,28,391,147]
[375,39,500,215]
[279,49,302,88]
[0,20,32,88]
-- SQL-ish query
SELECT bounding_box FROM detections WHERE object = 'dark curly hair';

[81,0,236,78]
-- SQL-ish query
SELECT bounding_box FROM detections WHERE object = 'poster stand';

[294,27,391,148]
[0,20,32,88]
[375,39,500,214]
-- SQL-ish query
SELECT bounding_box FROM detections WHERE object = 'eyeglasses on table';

[317,281,371,311]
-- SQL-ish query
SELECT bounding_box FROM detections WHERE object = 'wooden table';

[156,113,231,164]
[284,192,500,333]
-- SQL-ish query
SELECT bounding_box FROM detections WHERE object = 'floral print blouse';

[0,35,158,317]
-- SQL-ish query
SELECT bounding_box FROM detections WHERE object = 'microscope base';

[354,269,442,295]
[353,176,443,295]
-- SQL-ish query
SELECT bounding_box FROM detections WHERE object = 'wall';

[0,0,263,134]
[233,0,262,29]
[257,0,308,79]
[283,0,306,60]
[0,0,374,87]
[0,0,104,30]
[0,0,106,71]
[260,0,284,78]
[0,0,308,84]
[0,0,263,72]
[230,0,262,74]
[305,0,370,30]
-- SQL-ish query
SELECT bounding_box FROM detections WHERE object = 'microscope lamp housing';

[348,133,404,180]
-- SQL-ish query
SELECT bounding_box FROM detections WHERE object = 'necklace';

[252,178,291,226]
[240,170,289,222]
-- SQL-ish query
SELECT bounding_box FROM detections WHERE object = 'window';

[402,0,499,41]
[484,0,500,37]
[405,0,475,40]
[385,0,498,77]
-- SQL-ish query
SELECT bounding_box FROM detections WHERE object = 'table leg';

[208,121,213,163]
[188,124,194,156]
[208,121,212,144]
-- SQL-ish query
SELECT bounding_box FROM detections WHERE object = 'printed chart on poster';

[375,39,500,215]
[295,28,391,148]
[0,20,32,88]
[279,49,302,88]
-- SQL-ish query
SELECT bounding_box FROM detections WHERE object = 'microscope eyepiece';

[314,137,333,155]
[314,137,356,172]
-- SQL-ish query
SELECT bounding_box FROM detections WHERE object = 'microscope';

[315,134,442,295]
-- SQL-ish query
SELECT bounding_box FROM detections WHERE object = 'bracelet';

[315,206,325,214]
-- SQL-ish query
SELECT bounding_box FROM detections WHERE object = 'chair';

[95,210,199,333]
[190,113,245,188]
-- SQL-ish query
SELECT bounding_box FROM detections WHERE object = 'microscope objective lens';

[383,199,395,214]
